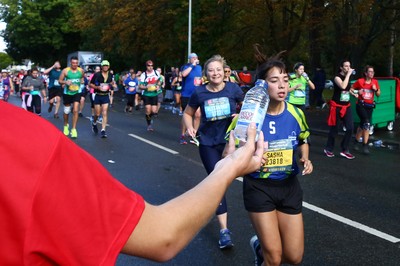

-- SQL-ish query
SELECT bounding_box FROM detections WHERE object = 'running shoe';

[101,129,107,138]
[179,135,187,145]
[78,112,83,117]
[54,113,59,119]
[190,136,200,147]
[48,103,53,113]
[92,123,98,134]
[147,125,154,131]
[98,116,103,123]
[219,229,234,249]
[250,235,264,266]
[340,150,355,159]
[323,149,335,158]
[63,124,70,136]
[70,128,78,139]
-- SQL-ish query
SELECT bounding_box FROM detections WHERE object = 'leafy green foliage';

[1,0,400,76]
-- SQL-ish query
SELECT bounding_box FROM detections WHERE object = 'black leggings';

[356,103,373,130]
[326,106,354,151]
[199,143,228,215]
[26,94,42,114]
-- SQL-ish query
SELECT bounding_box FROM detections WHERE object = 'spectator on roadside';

[351,65,380,154]
[288,62,315,111]
[238,66,253,93]
[0,100,264,265]
[312,65,326,109]
[324,59,355,160]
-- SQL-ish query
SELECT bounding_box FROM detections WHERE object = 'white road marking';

[302,201,400,243]
[128,134,179,155]
[235,177,399,244]
[126,130,399,244]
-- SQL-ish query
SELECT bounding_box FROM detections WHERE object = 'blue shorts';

[94,94,110,105]
[243,175,303,214]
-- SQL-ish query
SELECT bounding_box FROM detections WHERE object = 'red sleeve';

[352,78,362,89]
[24,132,145,265]
[0,102,145,265]
[373,79,380,89]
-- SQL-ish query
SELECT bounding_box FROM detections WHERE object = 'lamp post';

[188,0,192,57]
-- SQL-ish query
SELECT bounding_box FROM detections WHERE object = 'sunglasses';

[225,70,231,73]
[147,64,153,67]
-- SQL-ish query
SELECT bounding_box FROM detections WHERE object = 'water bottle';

[234,79,269,142]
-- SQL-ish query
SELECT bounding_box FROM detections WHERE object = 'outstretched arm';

[121,123,264,262]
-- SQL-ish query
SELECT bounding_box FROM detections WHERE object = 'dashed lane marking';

[127,134,399,244]
[128,133,179,155]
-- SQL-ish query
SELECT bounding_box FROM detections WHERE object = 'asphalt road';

[7,93,400,265]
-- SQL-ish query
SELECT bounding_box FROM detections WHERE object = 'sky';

[0,22,6,52]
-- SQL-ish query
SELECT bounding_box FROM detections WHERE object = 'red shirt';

[0,102,145,265]
[352,78,380,104]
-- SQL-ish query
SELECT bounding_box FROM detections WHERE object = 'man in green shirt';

[58,56,85,138]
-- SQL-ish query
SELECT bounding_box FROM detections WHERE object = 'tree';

[0,51,13,69]
[0,0,80,65]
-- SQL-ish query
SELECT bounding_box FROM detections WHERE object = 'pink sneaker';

[340,151,355,160]
[324,149,335,158]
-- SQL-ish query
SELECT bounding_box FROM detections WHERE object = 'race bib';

[340,91,350,102]
[128,81,136,92]
[54,80,60,86]
[147,85,157,92]
[361,89,374,101]
[194,77,202,86]
[260,139,293,178]
[99,83,110,92]
[69,84,79,91]
[176,86,182,91]
[294,89,305,98]
[204,97,231,121]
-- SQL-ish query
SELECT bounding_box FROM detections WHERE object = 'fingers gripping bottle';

[234,79,269,142]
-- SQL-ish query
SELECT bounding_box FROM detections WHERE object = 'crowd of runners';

[2,52,382,265]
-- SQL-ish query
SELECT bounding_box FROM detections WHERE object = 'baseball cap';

[101,60,110,66]
[188,53,198,59]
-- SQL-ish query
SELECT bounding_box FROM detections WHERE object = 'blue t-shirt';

[188,82,244,146]
[181,64,202,98]
[252,102,309,180]
[48,69,62,89]
[124,76,138,95]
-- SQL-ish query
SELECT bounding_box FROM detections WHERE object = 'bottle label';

[204,97,231,121]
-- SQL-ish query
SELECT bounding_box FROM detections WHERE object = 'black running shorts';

[243,175,303,214]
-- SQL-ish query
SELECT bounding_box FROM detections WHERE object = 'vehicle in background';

[325,80,334,90]
[67,51,103,72]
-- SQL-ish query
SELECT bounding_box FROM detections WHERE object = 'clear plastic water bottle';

[234,79,269,142]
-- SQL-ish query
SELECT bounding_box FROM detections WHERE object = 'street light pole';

[188,0,192,58]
